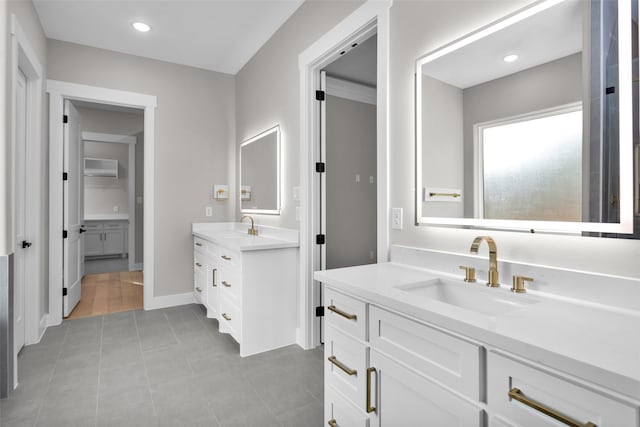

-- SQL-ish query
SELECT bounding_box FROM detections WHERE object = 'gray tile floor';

[1,304,324,427]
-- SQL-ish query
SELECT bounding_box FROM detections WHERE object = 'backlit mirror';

[416,0,638,236]
[240,125,281,215]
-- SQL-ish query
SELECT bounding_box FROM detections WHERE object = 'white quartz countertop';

[85,213,130,221]
[315,262,640,400]
[192,222,299,252]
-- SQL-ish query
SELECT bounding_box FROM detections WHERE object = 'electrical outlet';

[370,176,374,184]
[205,206,213,217]
[113,206,119,213]
[369,250,375,260]
[392,207,403,230]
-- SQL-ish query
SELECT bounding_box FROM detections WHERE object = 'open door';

[63,100,83,317]
[316,70,327,343]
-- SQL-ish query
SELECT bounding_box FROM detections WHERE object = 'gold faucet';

[241,215,258,236]
[469,236,499,287]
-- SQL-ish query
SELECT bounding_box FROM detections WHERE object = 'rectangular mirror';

[240,125,281,215]
[416,0,637,235]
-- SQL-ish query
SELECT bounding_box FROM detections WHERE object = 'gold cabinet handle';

[195,242,203,247]
[212,268,217,287]
[195,262,202,267]
[327,356,357,376]
[222,313,231,321]
[328,420,337,427]
[221,255,231,261]
[366,367,377,414]
[222,281,231,287]
[508,388,596,427]
[327,305,357,320]
[195,287,202,293]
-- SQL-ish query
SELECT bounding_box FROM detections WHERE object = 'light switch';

[370,176,374,184]
[356,174,360,183]
[205,207,213,217]
[113,206,119,213]
[392,207,403,230]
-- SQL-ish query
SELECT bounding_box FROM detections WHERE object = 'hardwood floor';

[67,270,143,319]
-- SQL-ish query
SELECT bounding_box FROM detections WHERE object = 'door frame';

[10,15,43,354]
[47,80,156,325]
[298,0,391,349]
[82,131,139,272]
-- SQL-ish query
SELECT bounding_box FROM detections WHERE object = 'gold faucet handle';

[458,266,476,283]
[512,276,533,293]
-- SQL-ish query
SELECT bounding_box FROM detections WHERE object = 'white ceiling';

[422,0,583,89]
[33,0,304,75]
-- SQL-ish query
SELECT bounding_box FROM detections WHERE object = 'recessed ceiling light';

[503,54,519,63]
[132,22,151,33]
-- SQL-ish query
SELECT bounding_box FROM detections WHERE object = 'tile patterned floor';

[1,304,324,426]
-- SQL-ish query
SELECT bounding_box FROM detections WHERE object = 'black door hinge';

[315,306,324,317]
[63,114,68,124]
[315,162,325,173]
[316,234,326,245]
[315,90,325,101]
[63,172,68,181]
[63,230,68,239]
[606,86,616,95]
[62,288,67,296]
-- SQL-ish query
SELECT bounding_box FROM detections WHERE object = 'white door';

[63,100,83,317]
[14,69,28,354]
[316,70,327,343]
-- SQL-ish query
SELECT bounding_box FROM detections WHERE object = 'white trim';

[415,0,634,235]
[82,131,136,145]
[298,0,391,349]
[144,292,195,310]
[10,15,43,353]
[47,80,157,325]
[81,132,138,272]
[326,76,377,105]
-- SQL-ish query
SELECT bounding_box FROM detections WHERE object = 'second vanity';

[315,244,640,427]
[192,221,299,357]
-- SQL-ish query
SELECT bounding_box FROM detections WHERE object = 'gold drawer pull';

[195,262,202,267]
[222,281,231,287]
[195,287,202,293]
[221,255,231,261]
[327,305,357,320]
[212,268,217,287]
[508,388,596,427]
[222,313,231,321]
[328,420,337,427]
[366,367,377,414]
[195,242,203,247]
[327,356,357,376]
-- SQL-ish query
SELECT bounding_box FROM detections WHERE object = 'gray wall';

[390,0,639,277]
[47,40,236,297]
[326,95,377,269]
[421,75,464,218]
[77,107,144,264]
[235,0,364,227]
[461,53,583,216]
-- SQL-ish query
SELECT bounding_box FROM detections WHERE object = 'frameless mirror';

[240,125,281,214]
[416,0,637,235]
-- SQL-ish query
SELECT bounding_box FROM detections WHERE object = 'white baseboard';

[37,315,48,343]
[145,292,195,310]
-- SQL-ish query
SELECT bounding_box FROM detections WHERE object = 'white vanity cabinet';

[192,229,298,357]
[323,287,484,427]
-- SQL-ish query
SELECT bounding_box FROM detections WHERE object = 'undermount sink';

[395,277,539,316]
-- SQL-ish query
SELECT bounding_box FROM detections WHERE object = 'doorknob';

[21,240,32,249]
[79,225,86,234]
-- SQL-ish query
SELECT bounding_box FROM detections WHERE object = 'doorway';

[65,101,145,319]
[47,80,157,326]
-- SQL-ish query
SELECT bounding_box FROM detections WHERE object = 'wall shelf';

[84,158,118,178]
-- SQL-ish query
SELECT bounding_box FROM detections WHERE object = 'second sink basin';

[396,277,539,317]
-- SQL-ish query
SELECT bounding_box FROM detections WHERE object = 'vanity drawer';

[487,351,639,427]
[194,237,208,254]
[218,248,240,268]
[369,306,482,401]
[325,385,369,427]
[325,324,368,410]
[219,296,242,344]
[219,268,242,305]
[325,287,367,342]
[103,222,124,230]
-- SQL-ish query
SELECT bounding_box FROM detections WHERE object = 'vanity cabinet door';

[325,385,370,427]
[103,226,124,255]
[487,352,639,427]
[370,349,483,427]
[84,228,103,256]
[206,263,219,317]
